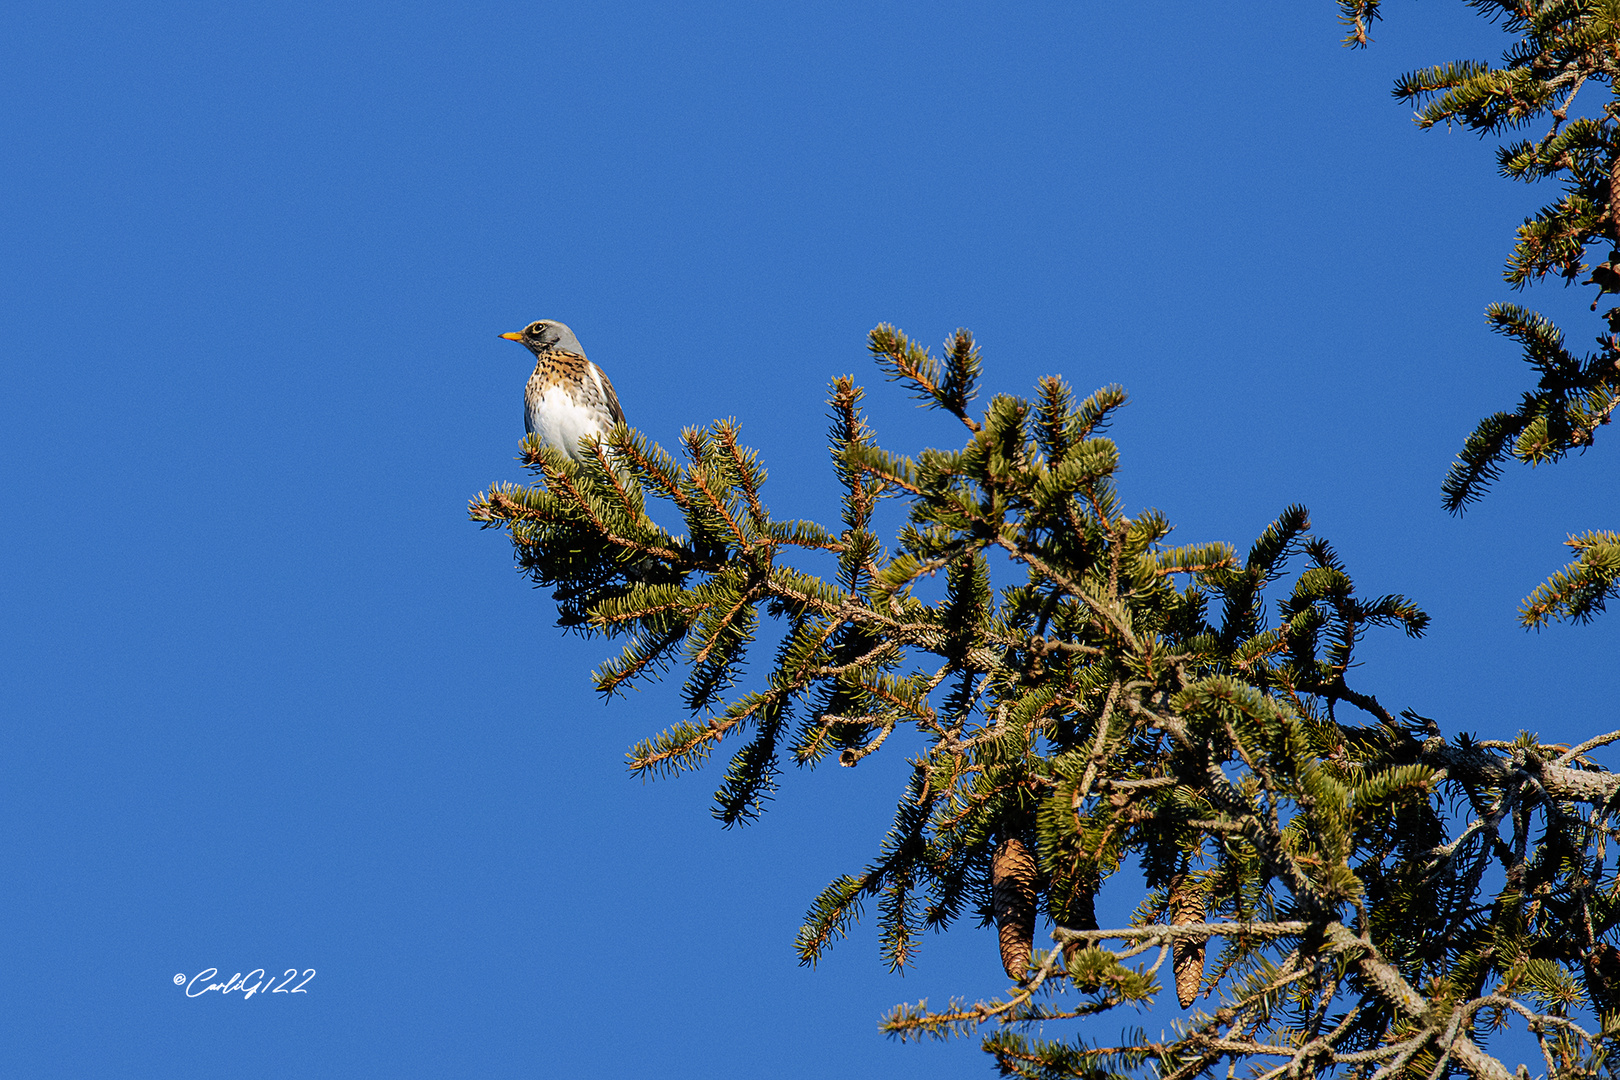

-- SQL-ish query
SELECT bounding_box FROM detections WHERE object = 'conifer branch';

[869,323,982,432]
[1338,0,1379,48]
[1389,2,1620,637]
[475,322,1620,1078]
[1520,529,1620,626]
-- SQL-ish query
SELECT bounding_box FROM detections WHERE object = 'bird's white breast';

[527,384,609,461]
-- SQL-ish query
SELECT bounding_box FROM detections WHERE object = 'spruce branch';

[1521,530,1620,626]
[1386,1,1620,630]
[1338,0,1380,48]
[474,324,1620,1078]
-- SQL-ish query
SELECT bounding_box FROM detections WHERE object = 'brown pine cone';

[993,836,1039,980]
[1169,872,1206,1008]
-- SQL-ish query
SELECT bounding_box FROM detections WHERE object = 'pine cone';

[1169,872,1206,1008]
[993,836,1039,980]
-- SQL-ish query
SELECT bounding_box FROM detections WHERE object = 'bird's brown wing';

[589,361,627,427]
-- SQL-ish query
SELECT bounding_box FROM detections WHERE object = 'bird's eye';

[526,324,544,337]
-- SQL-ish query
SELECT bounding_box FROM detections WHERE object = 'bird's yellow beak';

[499,332,524,342]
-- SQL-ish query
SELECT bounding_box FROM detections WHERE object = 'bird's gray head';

[500,319,585,357]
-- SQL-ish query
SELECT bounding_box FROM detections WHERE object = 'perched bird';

[500,319,626,462]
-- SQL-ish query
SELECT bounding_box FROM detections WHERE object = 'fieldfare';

[500,319,626,462]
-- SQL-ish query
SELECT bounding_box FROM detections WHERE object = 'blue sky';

[2,2,1615,1077]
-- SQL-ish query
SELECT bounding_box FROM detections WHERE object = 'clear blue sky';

[2,2,1614,1077]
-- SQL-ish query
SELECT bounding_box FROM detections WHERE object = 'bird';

[501,318,661,594]
[499,319,626,462]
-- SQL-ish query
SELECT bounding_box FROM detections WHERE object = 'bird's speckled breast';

[527,350,591,395]
[524,350,625,460]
